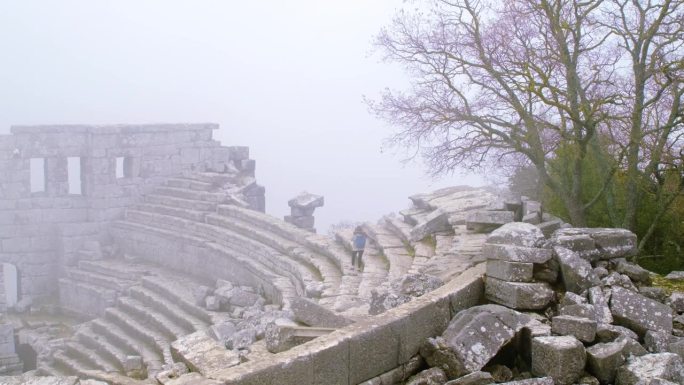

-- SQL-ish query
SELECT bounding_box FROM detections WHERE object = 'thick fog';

[0,1,484,231]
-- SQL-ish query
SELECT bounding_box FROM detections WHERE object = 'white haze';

[0,1,485,231]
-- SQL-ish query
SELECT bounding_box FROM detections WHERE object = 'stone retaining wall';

[0,124,251,301]
[203,264,485,385]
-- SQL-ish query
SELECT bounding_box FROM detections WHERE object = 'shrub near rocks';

[409,222,684,385]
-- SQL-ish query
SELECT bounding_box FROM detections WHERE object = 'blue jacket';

[352,233,367,251]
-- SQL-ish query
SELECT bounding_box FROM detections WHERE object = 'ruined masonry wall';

[0,124,249,301]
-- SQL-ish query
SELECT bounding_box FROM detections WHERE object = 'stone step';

[144,193,217,212]
[75,324,128,371]
[36,363,69,377]
[136,203,208,222]
[205,213,332,283]
[58,278,117,317]
[382,216,413,244]
[63,340,118,372]
[217,204,350,273]
[78,259,150,282]
[123,210,312,297]
[117,296,187,340]
[103,307,170,364]
[165,177,214,191]
[129,285,207,332]
[153,186,227,203]
[89,319,164,378]
[66,266,136,293]
[111,220,208,249]
[53,350,98,377]
[139,276,212,325]
[181,171,236,186]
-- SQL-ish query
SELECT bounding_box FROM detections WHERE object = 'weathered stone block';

[290,297,353,328]
[531,336,586,385]
[670,292,684,313]
[588,286,613,324]
[485,222,545,247]
[444,371,494,385]
[485,278,554,310]
[481,244,552,264]
[465,210,514,232]
[586,340,627,385]
[551,315,597,343]
[615,353,684,385]
[486,260,534,282]
[610,286,673,336]
[554,247,600,293]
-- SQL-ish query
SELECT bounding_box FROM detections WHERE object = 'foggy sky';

[0,1,485,231]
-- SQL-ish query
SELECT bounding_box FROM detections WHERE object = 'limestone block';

[348,322,400,385]
[616,335,648,357]
[610,286,673,336]
[165,373,222,385]
[290,297,353,328]
[644,331,672,353]
[410,208,451,242]
[422,305,532,379]
[670,292,684,313]
[615,353,684,385]
[665,271,684,281]
[481,244,552,264]
[595,323,638,343]
[537,220,563,238]
[522,200,542,216]
[225,328,257,350]
[554,247,600,293]
[497,379,554,385]
[406,367,448,385]
[559,303,596,320]
[284,215,315,229]
[288,192,324,210]
[486,260,534,282]
[551,315,597,343]
[444,371,494,385]
[615,260,652,285]
[485,278,554,310]
[522,212,541,225]
[560,292,587,307]
[485,222,546,247]
[0,324,15,356]
[586,340,627,385]
[588,286,614,324]
[465,210,515,232]
[204,296,220,311]
[123,355,143,372]
[531,336,586,385]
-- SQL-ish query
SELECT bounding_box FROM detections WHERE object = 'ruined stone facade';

[0,124,264,303]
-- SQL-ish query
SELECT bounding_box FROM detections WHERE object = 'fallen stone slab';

[560,292,587,307]
[486,260,534,282]
[165,373,222,385]
[265,320,335,353]
[289,297,353,328]
[485,278,554,310]
[171,331,240,377]
[559,303,596,320]
[554,247,600,294]
[551,315,597,343]
[595,323,638,343]
[550,228,637,260]
[497,378,554,385]
[465,210,515,232]
[588,286,614,324]
[532,336,586,385]
[670,292,684,313]
[482,244,553,264]
[615,260,652,285]
[421,305,534,379]
[586,340,627,384]
[615,353,684,385]
[406,367,448,385]
[537,220,563,238]
[610,286,673,336]
[288,192,324,210]
[665,271,684,281]
[410,208,451,242]
[644,331,673,353]
[444,371,494,385]
[485,222,546,248]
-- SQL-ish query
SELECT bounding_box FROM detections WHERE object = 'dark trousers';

[352,250,364,267]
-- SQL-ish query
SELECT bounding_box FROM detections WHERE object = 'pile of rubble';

[403,222,684,385]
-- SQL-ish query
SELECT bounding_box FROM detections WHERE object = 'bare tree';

[370,0,683,246]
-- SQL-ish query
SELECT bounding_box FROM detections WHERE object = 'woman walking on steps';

[351,226,367,271]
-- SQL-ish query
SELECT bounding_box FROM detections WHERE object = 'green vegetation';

[651,275,684,296]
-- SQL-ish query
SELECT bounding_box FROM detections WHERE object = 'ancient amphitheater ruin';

[1,124,683,385]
